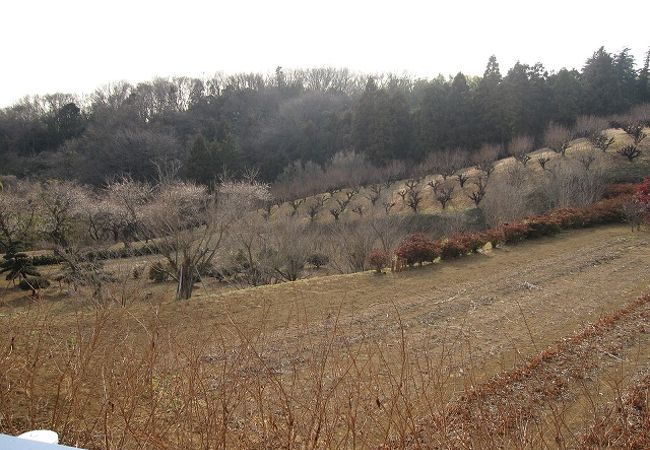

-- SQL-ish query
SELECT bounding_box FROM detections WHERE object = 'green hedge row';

[30,245,162,267]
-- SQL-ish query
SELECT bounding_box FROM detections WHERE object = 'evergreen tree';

[639,48,650,103]
[549,68,583,126]
[476,55,508,144]
[0,244,41,286]
[613,48,637,110]
[582,47,621,115]
[482,55,502,88]
[185,134,214,185]
[416,77,449,155]
[353,78,412,162]
[185,129,242,185]
[501,62,551,137]
[447,72,478,149]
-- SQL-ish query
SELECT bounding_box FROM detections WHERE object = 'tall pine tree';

[476,55,508,144]
[582,47,620,115]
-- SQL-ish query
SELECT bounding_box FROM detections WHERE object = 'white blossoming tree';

[0,181,40,252]
[145,179,271,300]
[37,180,89,248]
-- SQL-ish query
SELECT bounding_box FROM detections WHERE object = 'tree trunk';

[176,264,194,300]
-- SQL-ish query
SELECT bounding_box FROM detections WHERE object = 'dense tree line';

[1,47,648,185]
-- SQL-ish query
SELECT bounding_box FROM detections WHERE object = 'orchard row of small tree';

[262,112,648,224]
[1,113,647,299]
[0,176,271,299]
[366,181,650,273]
[272,102,648,201]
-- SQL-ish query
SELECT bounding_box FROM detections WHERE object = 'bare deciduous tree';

[544,122,574,156]
[404,179,419,190]
[38,180,89,248]
[330,222,376,272]
[306,195,328,222]
[618,145,642,162]
[481,170,535,227]
[336,197,351,213]
[622,123,647,145]
[508,134,534,166]
[289,199,304,217]
[435,182,455,210]
[422,149,468,180]
[405,187,423,213]
[588,132,615,153]
[427,178,442,195]
[369,215,404,253]
[546,159,605,208]
[259,200,274,221]
[0,181,39,251]
[574,115,609,138]
[456,172,470,187]
[472,144,501,178]
[364,184,383,206]
[467,177,487,207]
[576,150,597,170]
[266,221,310,282]
[382,201,396,215]
[537,156,551,171]
[104,177,154,245]
[145,180,270,300]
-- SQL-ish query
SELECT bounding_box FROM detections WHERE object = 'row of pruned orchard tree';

[0,176,270,299]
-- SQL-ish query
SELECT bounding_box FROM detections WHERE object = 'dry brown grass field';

[2,224,650,449]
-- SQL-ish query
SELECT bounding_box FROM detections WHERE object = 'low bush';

[31,254,62,266]
[525,217,562,238]
[306,253,330,269]
[634,177,650,223]
[463,233,490,253]
[486,222,530,246]
[29,244,162,267]
[18,276,51,292]
[386,186,633,273]
[148,262,170,283]
[603,183,638,199]
[439,233,488,260]
[439,239,466,260]
[395,234,440,266]
[367,249,390,273]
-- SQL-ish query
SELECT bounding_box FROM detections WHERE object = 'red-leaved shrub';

[524,217,562,238]
[384,184,634,274]
[439,238,468,260]
[395,234,440,266]
[487,222,531,246]
[367,249,390,273]
[439,233,487,259]
[603,183,638,199]
[634,177,650,223]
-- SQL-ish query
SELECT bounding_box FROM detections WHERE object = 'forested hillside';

[1,46,648,185]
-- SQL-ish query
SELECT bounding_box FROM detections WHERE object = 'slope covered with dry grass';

[2,224,650,448]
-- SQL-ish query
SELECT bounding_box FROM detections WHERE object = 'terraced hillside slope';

[2,224,650,448]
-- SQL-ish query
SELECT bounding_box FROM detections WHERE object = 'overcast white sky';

[0,0,647,107]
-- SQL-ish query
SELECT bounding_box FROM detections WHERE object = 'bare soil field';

[1,225,650,448]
